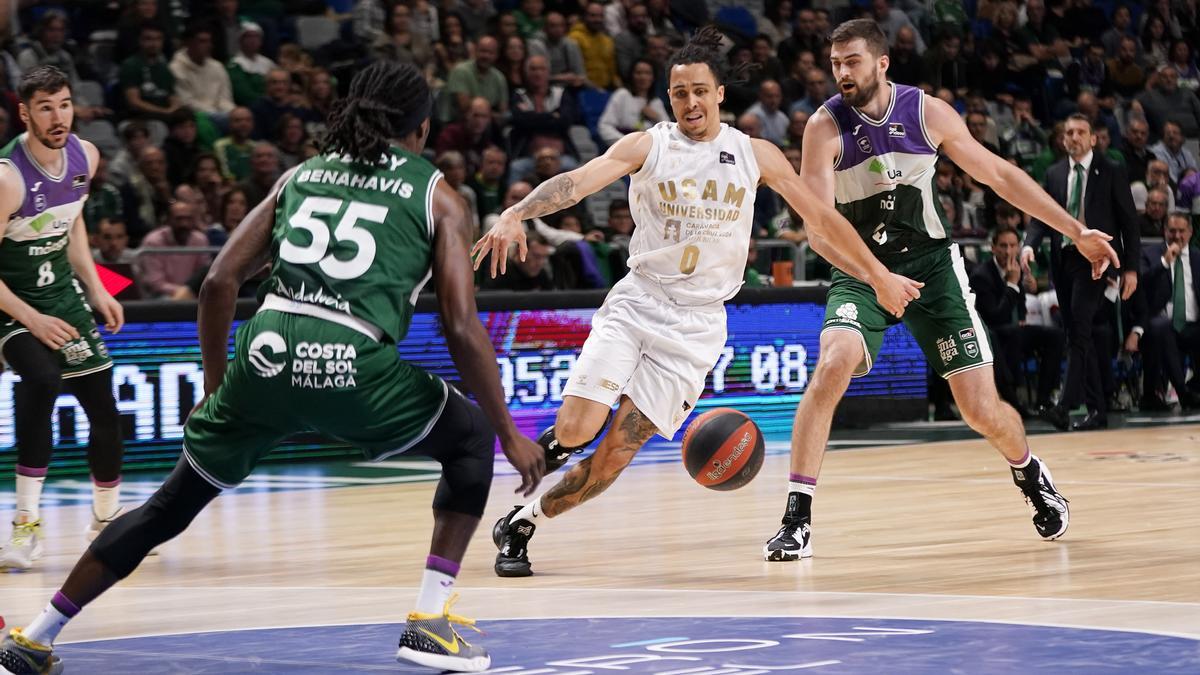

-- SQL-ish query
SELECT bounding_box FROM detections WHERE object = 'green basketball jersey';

[263,148,442,343]
[0,133,91,314]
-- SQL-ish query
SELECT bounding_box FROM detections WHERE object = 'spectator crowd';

[1,0,1197,414]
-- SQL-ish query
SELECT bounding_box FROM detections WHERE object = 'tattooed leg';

[540,396,658,518]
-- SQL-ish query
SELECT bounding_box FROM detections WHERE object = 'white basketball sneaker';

[0,521,45,571]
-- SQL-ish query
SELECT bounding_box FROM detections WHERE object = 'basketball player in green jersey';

[762,20,1121,562]
[0,66,126,572]
[0,62,544,674]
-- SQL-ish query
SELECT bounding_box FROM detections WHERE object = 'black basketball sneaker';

[539,410,613,473]
[764,492,813,561]
[0,628,62,675]
[1011,455,1070,540]
[493,506,535,577]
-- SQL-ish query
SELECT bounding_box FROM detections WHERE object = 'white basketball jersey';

[626,122,761,306]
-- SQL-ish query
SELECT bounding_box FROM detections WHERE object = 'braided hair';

[321,60,432,163]
[666,25,754,87]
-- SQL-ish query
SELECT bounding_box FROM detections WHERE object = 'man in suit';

[1023,114,1140,430]
[1133,213,1200,410]
[972,226,1066,415]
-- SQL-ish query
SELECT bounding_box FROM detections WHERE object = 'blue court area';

[57,616,1200,674]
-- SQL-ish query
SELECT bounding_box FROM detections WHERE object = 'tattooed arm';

[472,131,653,277]
[540,403,659,518]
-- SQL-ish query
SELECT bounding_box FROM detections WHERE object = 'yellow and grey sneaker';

[0,628,63,674]
[0,522,45,571]
[396,594,490,672]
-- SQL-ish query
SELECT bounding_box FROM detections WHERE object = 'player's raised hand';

[501,433,546,497]
[872,273,923,318]
[1074,228,1118,277]
[24,312,80,350]
[91,289,125,333]
[471,211,528,278]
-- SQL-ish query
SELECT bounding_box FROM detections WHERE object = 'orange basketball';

[681,408,765,491]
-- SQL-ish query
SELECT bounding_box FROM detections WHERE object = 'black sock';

[784,491,812,524]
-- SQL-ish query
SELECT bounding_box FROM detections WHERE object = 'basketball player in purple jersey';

[473,27,922,578]
[0,67,125,571]
[762,21,1121,561]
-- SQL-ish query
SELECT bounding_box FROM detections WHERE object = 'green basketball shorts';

[183,309,448,488]
[822,244,993,379]
[0,279,112,378]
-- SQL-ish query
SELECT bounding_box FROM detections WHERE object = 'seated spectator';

[228,21,275,107]
[163,108,201,187]
[509,55,581,178]
[137,200,212,299]
[766,203,806,244]
[1141,15,1170,70]
[251,69,310,141]
[888,25,923,86]
[18,11,79,84]
[1000,95,1047,172]
[1101,4,1135,57]
[966,111,1001,156]
[170,23,235,126]
[1136,213,1200,410]
[445,35,508,120]
[1151,121,1200,184]
[597,59,667,146]
[91,218,137,266]
[970,225,1065,415]
[513,0,546,40]
[779,8,823,70]
[435,96,504,175]
[1094,126,1125,167]
[373,1,435,78]
[273,113,309,170]
[119,23,180,120]
[570,2,618,90]
[736,112,762,139]
[757,0,793,47]
[238,142,281,208]
[124,146,173,244]
[480,230,556,291]
[300,68,336,139]
[214,106,255,181]
[1131,159,1178,213]
[83,156,124,232]
[1139,188,1170,237]
[468,145,509,221]
[1075,91,1119,144]
[1169,40,1200,93]
[497,35,530,90]
[115,0,171,64]
[743,237,769,288]
[1106,36,1147,99]
[606,198,635,248]
[190,153,228,226]
[791,68,830,117]
[749,36,786,88]
[538,11,585,88]
[483,181,532,233]
[434,12,474,79]
[458,0,496,39]
[1137,65,1200,139]
[746,80,788,147]
[1121,117,1154,185]
[923,30,969,98]
[218,187,249,242]
[108,121,151,188]
[872,0,925,54]
[526,147,563,186]
[436,151,480,236]
[614,2,649,82]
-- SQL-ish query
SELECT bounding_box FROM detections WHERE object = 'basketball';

[681,408,765,491]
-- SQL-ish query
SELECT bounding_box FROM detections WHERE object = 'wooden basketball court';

[1,423,1197,671]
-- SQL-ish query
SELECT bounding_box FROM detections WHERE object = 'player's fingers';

[57,320,80,340]
[499,241,510,275]
[490,240,500,278]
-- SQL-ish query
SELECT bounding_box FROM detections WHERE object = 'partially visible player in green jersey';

[0,66,127,573]
[0,61,544,675]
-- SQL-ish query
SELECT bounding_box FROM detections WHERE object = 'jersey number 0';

[279,197,384,280]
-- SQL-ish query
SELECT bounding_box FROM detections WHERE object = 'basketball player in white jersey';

[472,27,924,577]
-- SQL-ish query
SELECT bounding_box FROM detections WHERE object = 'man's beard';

[843,73,880,108]
[31,122,68,150]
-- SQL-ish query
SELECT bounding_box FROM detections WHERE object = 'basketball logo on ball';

[681,408,765,490]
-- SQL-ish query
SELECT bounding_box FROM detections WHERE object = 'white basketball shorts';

[561,274,727,438]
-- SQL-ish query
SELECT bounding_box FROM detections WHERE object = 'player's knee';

[431,402,495,517]
[812,347,859,383]
[554,414,600,449]
[16,368,61,402]
[958,395,1003,434]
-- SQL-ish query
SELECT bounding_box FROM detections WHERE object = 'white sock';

[788,480,816,498]
[513,497,545,524]
[23,602,72,645]
[92,481,121,520]
[415,563,457,614]
[15,473,45,523]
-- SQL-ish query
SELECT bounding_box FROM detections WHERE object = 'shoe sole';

[1036,461,1070,541]
[494,562,532,577]
[763,544,813,561]
[396,646,490,672]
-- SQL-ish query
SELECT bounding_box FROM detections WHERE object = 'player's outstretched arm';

[929,95,1118,275]
[67,140,123,333]
[196,167,297,396]
[755,134,922,318]
[433,180,545,496]
[471,131,653,278]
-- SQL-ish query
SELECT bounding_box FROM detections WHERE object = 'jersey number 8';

[279,196,385,280]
